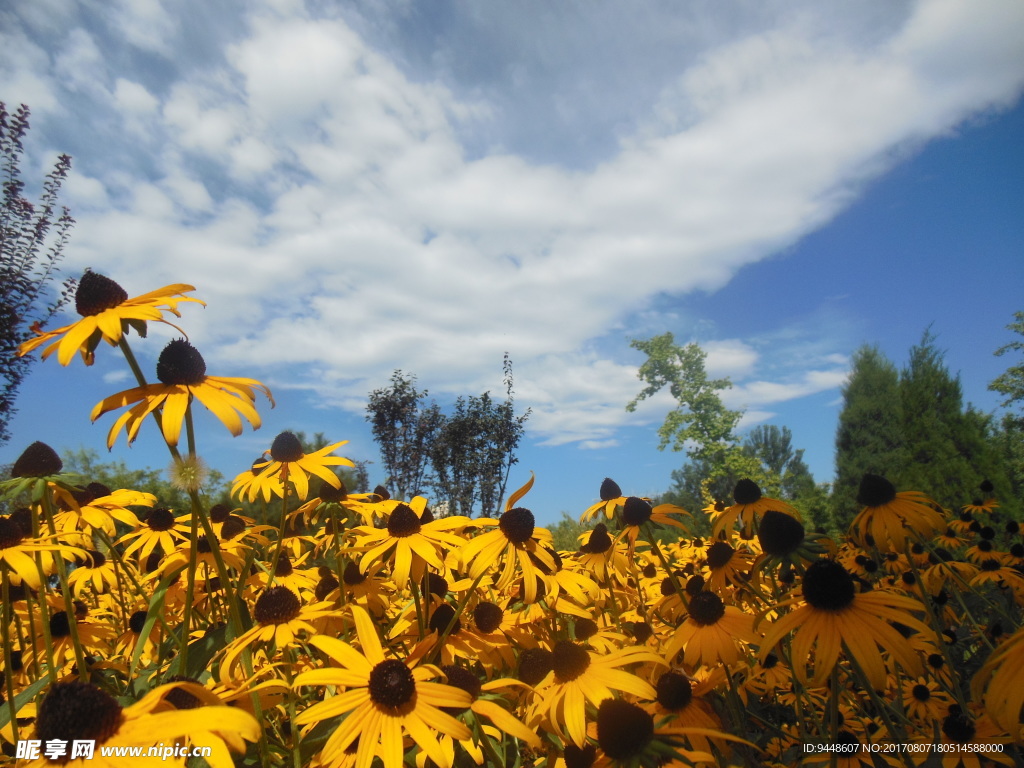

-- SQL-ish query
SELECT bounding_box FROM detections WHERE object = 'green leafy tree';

[832,345,906,530]
[365,371,444,499]
[1,102,75,445]
[627,333,742,459]
[61,447,228,513]
[429,355,530,518]
[990,311,1024,429]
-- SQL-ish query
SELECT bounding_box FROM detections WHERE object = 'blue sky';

[2,0,1023,525]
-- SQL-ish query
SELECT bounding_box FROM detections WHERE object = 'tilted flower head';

[91,339,273,449]
[18,271,205,366]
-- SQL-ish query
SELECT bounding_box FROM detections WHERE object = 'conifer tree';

[832,345,905,530]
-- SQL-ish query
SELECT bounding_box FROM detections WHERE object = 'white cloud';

[8,0,1024,451]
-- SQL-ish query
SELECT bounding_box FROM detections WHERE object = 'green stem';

[39,490,88,682]
[2,564,20,743]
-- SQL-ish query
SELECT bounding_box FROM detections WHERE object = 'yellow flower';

[294,605,473,768]
[232,431,352,503]
[24,679,259,768]
[18,271,204,366]
[91,339,272,449]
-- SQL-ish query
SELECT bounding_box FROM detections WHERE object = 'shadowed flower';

[849,474,944,550]
[91,339,273,449]
[759,558,932,690]
[18,271,204,366]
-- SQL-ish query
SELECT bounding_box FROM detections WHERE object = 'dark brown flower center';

[803,560,855,611]
[574,618,598,640]
[145,508,175,531]
[656,671,693,710]
[368,659,416,709]
[220,515,246,540]
[0,517,25,549]
[622,497,652,526]
[270,431,304,462]
[209,503,231,523]
[440,665,480,709]
[912,684,931,702]
[733,478,762,505]
[631,621,653,643]
[941,712,975,743]
[85,550,106,568]
[500,507,535,544]
[597,698,653,760]
[253,586,301,625]
[319,478,347,503]
[75,271,128,316]
[343,561,368,585]
[315,575,339,601]
[36,681,125,758]
[517,647,553,685]
[552,640,590,682]
[474,601,504,633]
[128,610,148,634]
[688,591,726,626]
[600,478,622,501]
[429,604,462,635]
[563,743,597,768]
[642,563,657,578]
[387,504,422,538]
[156,339,206,386]
[857,474,896,507]
[582,523,612,554]
[12,441,63,477]
[757,510,805,556]
[422,572,449,598]
[50,611,72,637]
[163,677,202,710]
[705,541,735,570]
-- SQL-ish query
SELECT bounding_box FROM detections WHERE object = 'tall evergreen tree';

[897,330,976,508]
[832,345,905,530]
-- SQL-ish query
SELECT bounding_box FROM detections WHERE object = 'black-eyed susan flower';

[0,514,84,589]
[971,623,1024,731]
[759,558,931,690]
[23,679,259,768]
[920,705,1014,768]
[580,478,627,523]
[293,604,473,768]
[459,507,555,603]
[849,474,944,550]
[67,549,124,597]
[350,502,468,591]
[901,676,954,723]
[220,586,340,677]
[116,507,191,564]
[17,271,204,367]
[614,496,688,555]
[664,590,761,669]
[526,640,661,748]
[232,431,351,503]
[713,479,800,538]
[91,339,273,449]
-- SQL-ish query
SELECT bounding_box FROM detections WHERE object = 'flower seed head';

[270,431,304,462]
[597,698,654,760]
[802,559,855,611]
[12,441,62,477]
[856,474,897,507]
[599,478,622,501]
[36,680,125,751]
[688,591,726,626]
[552,640,591,683]
[757,510,806,556]
[368,659,416,709]
[499,507,535,544]
[473,601,504,633]
[75,271,128,317]
[622,497,652,526]
[253,586,301,625]
[156,339,206,386]
[387,503,422,538]
[733,478,762,505]
[517,647,553,686]
[656,670,693,711]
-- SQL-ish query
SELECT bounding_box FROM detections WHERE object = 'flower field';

[2,275,1022,768]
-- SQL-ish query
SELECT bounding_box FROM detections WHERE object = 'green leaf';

[0,675,48,730]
